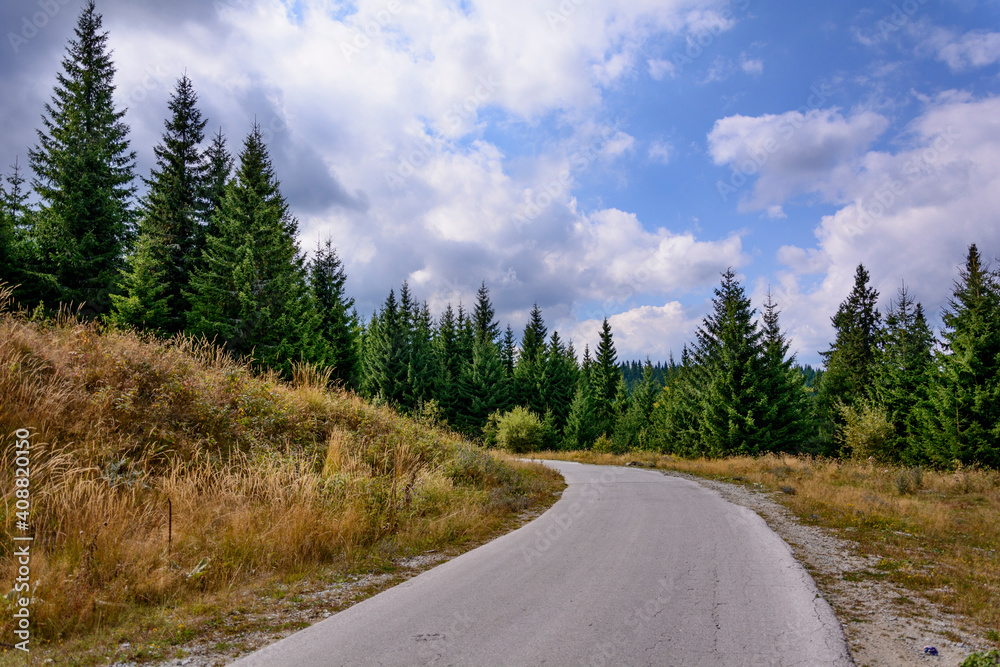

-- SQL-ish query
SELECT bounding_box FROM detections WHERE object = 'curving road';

[231,460,853,666]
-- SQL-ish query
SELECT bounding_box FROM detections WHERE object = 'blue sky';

[2,0,999,364]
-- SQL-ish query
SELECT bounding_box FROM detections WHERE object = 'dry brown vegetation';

[540,450,1000,644]
[0,287,561,663]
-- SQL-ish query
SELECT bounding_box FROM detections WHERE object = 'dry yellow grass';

[0,287,561,662]
[540,450,1000,642]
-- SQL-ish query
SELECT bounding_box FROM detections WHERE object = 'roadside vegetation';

[0,295,562,664]
[539,450,1000,651]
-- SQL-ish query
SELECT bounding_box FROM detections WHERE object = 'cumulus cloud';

[762,93,1000,359]
[707,107,889,210]
[923,27,1000,70]
[648,58,678,80]
[648,140,672,164]
[566,302,703,361]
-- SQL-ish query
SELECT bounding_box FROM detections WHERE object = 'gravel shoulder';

[663,469,992,667]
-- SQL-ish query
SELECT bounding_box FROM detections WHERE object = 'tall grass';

[0,286,559,648]
[541,450,1000,639]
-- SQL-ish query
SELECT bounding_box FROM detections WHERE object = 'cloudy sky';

[2,0,999,364]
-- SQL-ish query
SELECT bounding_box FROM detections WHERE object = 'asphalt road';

[231,460,853,666]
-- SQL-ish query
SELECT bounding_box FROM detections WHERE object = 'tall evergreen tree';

[694,269,769,457]
[920,245,1000,467]
[112,74,207,331]
[199,128,232,246]
[454,336,510,437]
[650,345,703,456]
[361,289,409,405]
[616,359,658,451]
[434,303,462,422]
[406,302,438,410]
[499,324,517,378]
[758,290,812,453]
[563,379,598,450]
[592,318,620,436]
[540,331,577,434]
[815,264,882,448]
[513,303,547,413]
[310,237,358,387]
[185,124,322,375]
[472,281,500,344]
[876,284,934,462]
[0,159,32,295]
[28,0,136,315]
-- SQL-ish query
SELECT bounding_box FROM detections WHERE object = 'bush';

[893,466,923,495]
[497,407,543,453]
[838,400,896,461]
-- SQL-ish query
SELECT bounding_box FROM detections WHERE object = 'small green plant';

[497,407,543,453]
[961,650,1000,666]
[838,400,896,461]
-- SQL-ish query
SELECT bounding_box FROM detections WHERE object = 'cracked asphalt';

[230,460,854,666]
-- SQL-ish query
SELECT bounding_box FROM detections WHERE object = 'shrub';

[893,466,923,495]
[838,400,896,461]
[497,407,543,453]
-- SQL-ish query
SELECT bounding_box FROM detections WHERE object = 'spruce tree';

[758,290,812,453]
[513,303,547,413]
[921,245,1000,467]
[592,318,620,436]
[0,159,32,294]
[694,269,768,456]
[540,331,577,434]
[563,379,598,450]
[876,284,934,462]
[650,346,703,456]
[185,124,322,375]
[815,264,882,447]
[434,303,462,422]
[617,360,659,451]
[406,302,438,410]
[199,128,232,246]
[113,74,207,331]
[361,289,409,405]
[28,0,136,315]
[472,281,500,343]
[310,237,358,387]
[454,336,510,437]
[500,324,517,378]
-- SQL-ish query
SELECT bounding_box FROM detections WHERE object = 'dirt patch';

[666,470,992,667]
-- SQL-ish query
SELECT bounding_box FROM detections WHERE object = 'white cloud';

[739,55,763,75]
[648,57,678,81]
[925,27,1000,70]
[707,107,889,210]
[567,302,702,361]
[763,93,1000,359]
[94,0,743,331]
[648,140,672,164]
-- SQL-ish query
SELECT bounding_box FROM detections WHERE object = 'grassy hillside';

[0,287,561,661]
